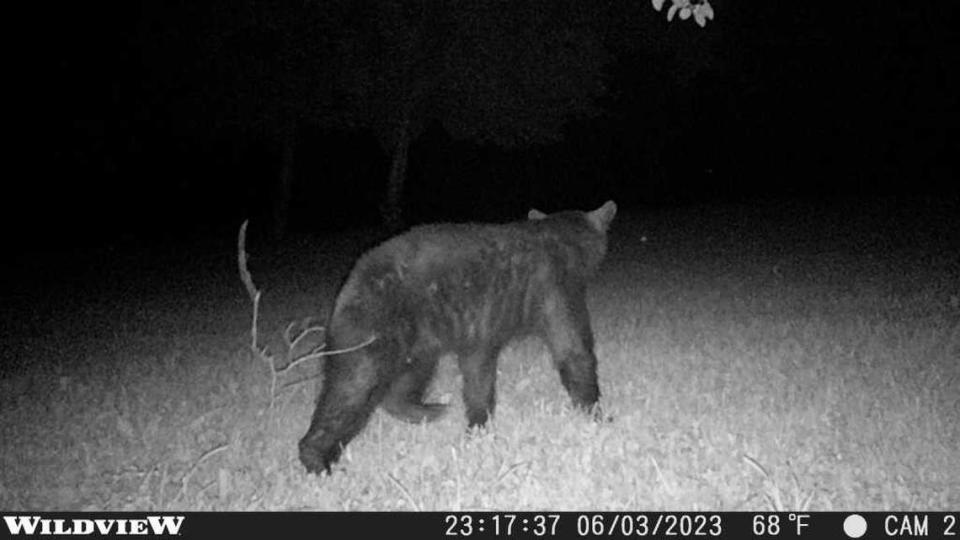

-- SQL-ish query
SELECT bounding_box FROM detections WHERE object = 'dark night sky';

[9,1,958,253]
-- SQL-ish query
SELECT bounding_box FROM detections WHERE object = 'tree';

[188,0,712,234]
[321,0,714,228]
[190,1,345,238]
[334,0,609,229]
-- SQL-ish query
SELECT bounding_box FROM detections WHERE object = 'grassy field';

[1,197,957,510]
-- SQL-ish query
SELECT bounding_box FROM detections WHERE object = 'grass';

[1,197,957,510]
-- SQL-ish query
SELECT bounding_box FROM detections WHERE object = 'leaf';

[667,3,679,21]
[695,3,715,27]
[703,4,715,20]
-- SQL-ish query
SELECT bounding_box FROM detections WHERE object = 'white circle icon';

[843,514,867,538]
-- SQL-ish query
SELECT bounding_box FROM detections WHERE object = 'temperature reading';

[752,514,810,536]
[753,515,781,536]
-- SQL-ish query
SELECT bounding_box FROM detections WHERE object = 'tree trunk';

[381,117,411,232]
[272,121,295,241]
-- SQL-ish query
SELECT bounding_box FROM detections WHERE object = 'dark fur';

[299,201,616,474]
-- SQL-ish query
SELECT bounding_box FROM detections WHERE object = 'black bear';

[299,201,616,474]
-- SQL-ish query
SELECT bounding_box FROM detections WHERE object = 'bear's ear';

[528,208,548,221]
[586,200,617,232]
